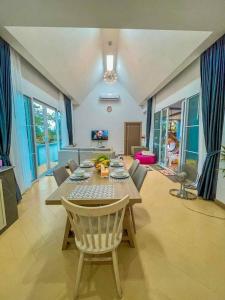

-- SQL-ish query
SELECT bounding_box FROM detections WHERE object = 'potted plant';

[93,154,110,173]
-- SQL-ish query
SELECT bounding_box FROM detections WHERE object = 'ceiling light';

[104,70,118,83]
[106,55,114,71]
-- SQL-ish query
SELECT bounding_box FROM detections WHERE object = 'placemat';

[68,184,114,199]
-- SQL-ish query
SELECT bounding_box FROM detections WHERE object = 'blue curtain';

[0,38,21,201]
[146,97,153,148]
[64,96,73,145]
[197,35,225,200]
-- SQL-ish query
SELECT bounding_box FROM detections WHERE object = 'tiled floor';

[1,158,225,300]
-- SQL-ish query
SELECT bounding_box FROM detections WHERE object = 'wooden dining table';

[45,167,142,249]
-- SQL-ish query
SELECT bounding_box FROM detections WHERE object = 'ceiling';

[3,27,212,104]
[0,0,225,31]
[6,27,104,103]
[117,29,211,102]
[0,1,225,104]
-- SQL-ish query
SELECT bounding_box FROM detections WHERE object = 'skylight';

[106,55,114,71]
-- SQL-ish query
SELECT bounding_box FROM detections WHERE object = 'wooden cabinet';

[0,167,18,234]
[0,180,6,231]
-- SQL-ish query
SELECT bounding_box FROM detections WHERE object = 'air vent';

[99,93,120,101]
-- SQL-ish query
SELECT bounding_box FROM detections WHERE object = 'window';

[183,94,199,172]
[153,111,161,160]
[33,100,59,176]
[23,95,37,181]
[57,111,63,149]
[24,96,60,178]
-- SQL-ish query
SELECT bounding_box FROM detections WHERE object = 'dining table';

[45,165,142,249]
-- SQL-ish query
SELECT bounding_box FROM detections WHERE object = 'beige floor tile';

[0,157,225,300]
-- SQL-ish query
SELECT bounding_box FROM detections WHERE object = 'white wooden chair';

[61,195,129,299]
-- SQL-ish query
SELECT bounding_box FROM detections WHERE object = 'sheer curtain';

[10,48,32,193]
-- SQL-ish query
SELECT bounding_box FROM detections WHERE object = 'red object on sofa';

[134,151,156,165]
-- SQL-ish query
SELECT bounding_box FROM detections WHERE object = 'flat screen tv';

[91,130,108,141]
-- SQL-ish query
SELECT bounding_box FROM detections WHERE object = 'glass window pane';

[33,101,47,176]
[46,108,57,143]
[58,111,62,149]
[187,95,199,126]
[153,129,160,159]
[153,144,160,160]
[154,111,161,129]
[160,109,167,164]
[33,102,45,144]
[184,151,198,172]
[46,107,58,169]
[186,127,199,153]
[153,129,160,145]
[24,96,37,181]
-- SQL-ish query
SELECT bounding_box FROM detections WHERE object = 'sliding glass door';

[24,95,37,181]
[183,94,199,173]
[33,101,48,176]
[33,100,59,177]
[46,107,58,170]
[160,108,169,166]
[153,111,161,160]
[152,95,199,174]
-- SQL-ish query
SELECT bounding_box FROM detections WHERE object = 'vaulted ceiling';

[6,27,104,103]
[117,30,211,102]
[0,1,224,104]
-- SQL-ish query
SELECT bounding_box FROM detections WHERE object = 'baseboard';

[215,199,225,210]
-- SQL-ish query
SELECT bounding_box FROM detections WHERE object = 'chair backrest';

[53,166,69,186]
[61,195,129,252]
[68,159,78,173]
[128,159,140,176]
[132,165,147,191]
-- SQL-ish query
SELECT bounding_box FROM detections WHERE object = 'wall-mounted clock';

[107,105,112,112]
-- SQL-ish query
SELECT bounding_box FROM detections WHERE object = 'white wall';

[154,58,200,111]
[73,80,145,154]
[21,57,69,147]
[216,118,225,204]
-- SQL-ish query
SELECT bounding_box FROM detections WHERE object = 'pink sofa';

[134,151,156,165]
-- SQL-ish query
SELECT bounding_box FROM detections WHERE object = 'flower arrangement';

[93,154,110,172]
